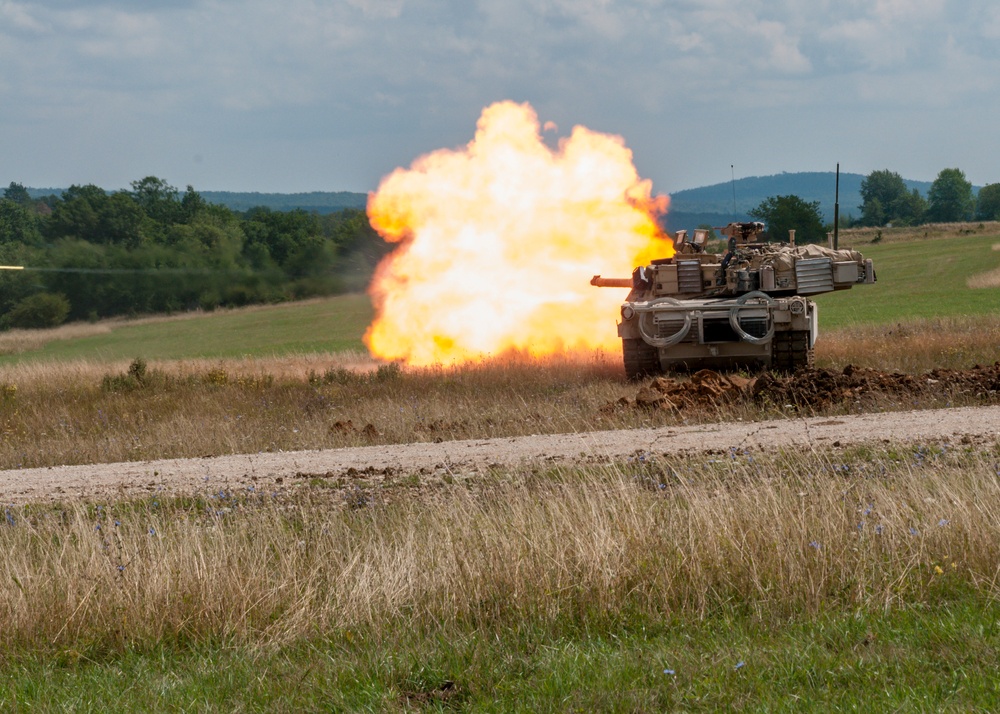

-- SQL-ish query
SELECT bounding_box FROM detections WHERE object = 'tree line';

[745,168,1000,245]
[0,178,390,329]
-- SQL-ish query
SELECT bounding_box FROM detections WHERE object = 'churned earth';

[2,402,999,504]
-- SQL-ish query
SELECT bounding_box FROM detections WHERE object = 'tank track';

[771,330,814,373]
[622,338,660,380]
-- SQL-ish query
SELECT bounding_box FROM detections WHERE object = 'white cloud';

[1,0,999,191]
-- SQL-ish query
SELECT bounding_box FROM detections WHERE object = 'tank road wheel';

[623,338,660,380]
[771,330,814,373]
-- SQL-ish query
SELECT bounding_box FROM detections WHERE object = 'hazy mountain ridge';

[663,171,944,234]
[22,172,952,230]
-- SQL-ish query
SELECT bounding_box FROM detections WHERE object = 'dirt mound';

[609,363,1000,413]
[603,369,754,413]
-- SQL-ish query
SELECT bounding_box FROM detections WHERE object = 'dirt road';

[2,404,999,504]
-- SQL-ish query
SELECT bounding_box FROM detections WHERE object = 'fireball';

[365,100,672,366]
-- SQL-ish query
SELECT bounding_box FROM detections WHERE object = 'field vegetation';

[2,439,1000,709]
[2,226,1000,709]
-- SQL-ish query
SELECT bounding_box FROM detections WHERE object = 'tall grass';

[1,443,996,653]
[837,220,1000,247]
[819,314,1000,372]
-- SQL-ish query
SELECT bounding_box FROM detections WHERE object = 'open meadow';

[2,224,1000,710]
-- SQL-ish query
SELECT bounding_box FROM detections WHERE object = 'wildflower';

[857,522,865,531]
[863,504,873,516]
[4,510,14,527]
[663,669,676,676]
[809,541,821,550]
[114,519,121,527]
[148,527,156,536]
[117,564,125,572]
[734,661,746,670]
[934,565,944,575]
[874,525,884,535]
[909,527,919,536]
[938,519,950,527]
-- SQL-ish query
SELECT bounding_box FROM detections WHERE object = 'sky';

[1,0,998,196]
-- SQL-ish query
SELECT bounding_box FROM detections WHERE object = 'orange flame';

[364,100,673,366]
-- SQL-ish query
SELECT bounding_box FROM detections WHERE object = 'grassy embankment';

[2,225,1000,709]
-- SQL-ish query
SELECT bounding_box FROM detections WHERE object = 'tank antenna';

[834,163,840,250]
[731,165,737,219]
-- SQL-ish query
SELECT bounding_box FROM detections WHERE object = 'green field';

[3,230,999,365]
[815,231,1000,325]
[0,293,373,364]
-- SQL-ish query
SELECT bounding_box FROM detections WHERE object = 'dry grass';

[967,267,1000,289]
[818,315,1000,372]
[1,443,996,651]
[0,351,642,469]
[837,221,1000,248]
[1,319,999,470]
[0,321,116,355]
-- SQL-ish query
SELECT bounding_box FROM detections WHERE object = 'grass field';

[0,294,373,364]
[3,226,1000,710]
[815,227,1000,326]
[3,448,1000,710]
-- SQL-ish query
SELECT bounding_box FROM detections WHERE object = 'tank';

[591,222,876,378]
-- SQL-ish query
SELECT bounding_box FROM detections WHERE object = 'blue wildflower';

[663,669,676,676]
[734,661,746,670]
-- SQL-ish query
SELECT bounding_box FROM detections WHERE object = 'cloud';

[0,0,998,191]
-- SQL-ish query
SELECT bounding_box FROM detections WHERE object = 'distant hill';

[199,191,368,214]
[664,172,936,234]
[25,172,967,232]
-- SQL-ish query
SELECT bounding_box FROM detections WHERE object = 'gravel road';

[3,404,999,503]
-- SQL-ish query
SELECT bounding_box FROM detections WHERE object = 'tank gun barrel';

[590,275,633,288]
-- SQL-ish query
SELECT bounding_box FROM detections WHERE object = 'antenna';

[731,165,737,219]
[834,163,840,250]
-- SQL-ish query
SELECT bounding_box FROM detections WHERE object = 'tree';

[131,176,181,224]
[748,195,826,244]
[976,183,1000,221]
[895,189,928,226]
[860,170,907,227]
[859,170,926,226]
[47,185,145,247]
[0,199,42,245]
[926,168,974,223]
[3,182,32,207]
[859,196,884,228]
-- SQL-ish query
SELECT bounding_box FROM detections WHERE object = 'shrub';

[3,293,71,330]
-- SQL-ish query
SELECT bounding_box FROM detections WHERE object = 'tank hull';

[618,293,816,377]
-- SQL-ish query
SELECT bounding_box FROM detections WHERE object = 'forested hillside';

[1,179,388,329]
[28,188,369,215]
[665,172,936,234]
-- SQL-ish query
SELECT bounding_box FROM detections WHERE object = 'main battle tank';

[591,222,876,378]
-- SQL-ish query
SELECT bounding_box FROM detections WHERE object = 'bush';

[3,293,71,329]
